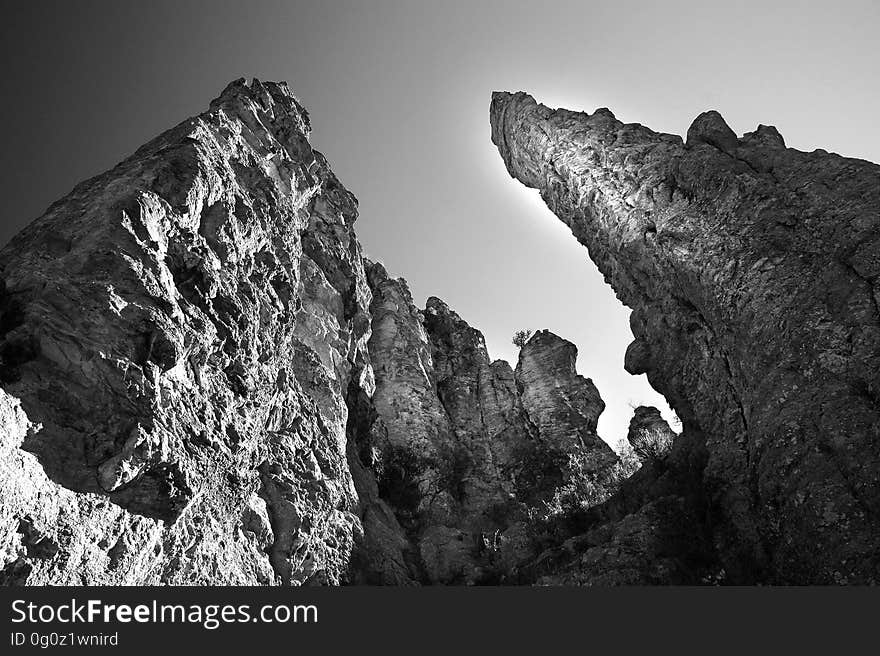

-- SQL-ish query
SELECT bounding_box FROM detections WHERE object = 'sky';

[2,1,878,445]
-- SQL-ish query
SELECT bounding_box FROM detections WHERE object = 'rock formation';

[0,78,619,586]
[4,76,874,586]
[1,78,372,584]
[626,406,676,464]
[491,91,880,584]
[351,262,617,583]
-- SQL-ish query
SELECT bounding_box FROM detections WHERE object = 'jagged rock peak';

[742,124,786,149]
[423,295,490,364]
[520,329,584,379]
[1,79,651,587]
[209,77,310,131]
[491,90,880,584]
[516,330,612,469]
[0,79,370,584]
[359,262,620,583]
[685,110,738,153]
[685,110,788,154]
[626,405,673,438]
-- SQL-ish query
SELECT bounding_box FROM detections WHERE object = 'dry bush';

[512,329,533,349]
[630,426,675,462]
[543,442,642,517]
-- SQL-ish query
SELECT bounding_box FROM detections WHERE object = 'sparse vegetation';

[543,444,641,517]
[432,441,472,504]
[630,426,675,462]
[376,444,425,529]
[512,329,533,349]
[505,438,568,506]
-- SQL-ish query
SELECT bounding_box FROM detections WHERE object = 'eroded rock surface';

[351,263,618,583]
[491,91,880,583]
[0,78,371,584]
[8,75,864,586]
[0,78,625,586]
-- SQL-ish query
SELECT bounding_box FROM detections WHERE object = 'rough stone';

[2,79,625,586]
[491,90,880,584]
[0,78,371,585]
[354,263,618,583]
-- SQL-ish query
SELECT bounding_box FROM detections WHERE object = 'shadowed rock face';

[0,79,622,586]
[516,330,612,473]
[9,76,871,585]
[627,406,676,465]
[354,263,617,583]
[491,91,880,583]
[0,78,371,584]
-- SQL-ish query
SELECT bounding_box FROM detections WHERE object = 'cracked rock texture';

[492,91,880,584]
[349,262,617,583]
[0,78,372,584]
[0,78,620,586]
[7,75,871,586]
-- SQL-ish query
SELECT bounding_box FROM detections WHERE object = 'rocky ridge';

[0,78,371,584]
[491,91,880,583]
[0,79,621,585]
[349,261,618,583]
[2,76,874,585]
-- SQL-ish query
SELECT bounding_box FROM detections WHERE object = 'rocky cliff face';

[5,77,872,586]
[491,92,880,584]
[351,262,617,583]
[0,79,621,586]
[0,78,372,584]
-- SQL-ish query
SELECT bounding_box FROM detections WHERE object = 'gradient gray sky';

[3,0,878,444]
